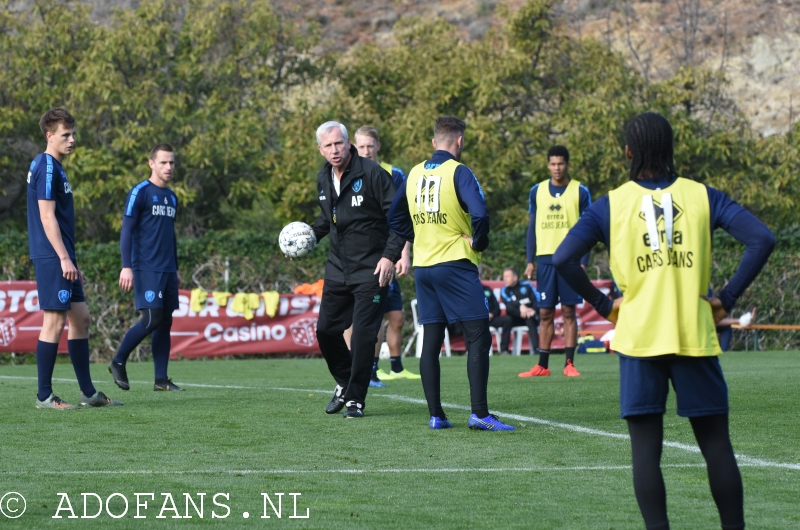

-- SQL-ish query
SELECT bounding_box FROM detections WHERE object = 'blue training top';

[388,150,490,252]
[120,180,178,272]
[552,175,776,316]
[388,166,406,190]
[527,180,592,265]
[27,153,76,260]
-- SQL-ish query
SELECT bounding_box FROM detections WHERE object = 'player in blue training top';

[27,107,123,409]
[521,146,591,378]
[354,126,420,386]
[553,112,774,530]
[108,144,183,392]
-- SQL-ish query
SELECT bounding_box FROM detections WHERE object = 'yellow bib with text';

[535,179,581,255]
[406,159,479,267]
[609,179,720,357]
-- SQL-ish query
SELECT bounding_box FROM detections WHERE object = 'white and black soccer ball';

[279,222,317,259]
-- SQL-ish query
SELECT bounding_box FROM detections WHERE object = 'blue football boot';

[468,414,515,431]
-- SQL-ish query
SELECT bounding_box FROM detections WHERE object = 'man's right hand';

[524,262,535,280]
[61,257,78,282]
[119,268,134,291]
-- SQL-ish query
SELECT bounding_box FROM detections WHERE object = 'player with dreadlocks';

[552,112,774,529]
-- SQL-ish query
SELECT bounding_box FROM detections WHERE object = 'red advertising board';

[0,280,614,356]
[470,279,615,351]
[0,282,322,357]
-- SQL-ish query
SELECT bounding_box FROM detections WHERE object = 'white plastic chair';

[406,299,451,358]
[510,326,531,356]
[488,326,502,356]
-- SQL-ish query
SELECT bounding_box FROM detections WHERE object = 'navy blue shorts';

[536,261,582,308]
[33,257,85,311]
[414,261,488,324]
[618,354,729,419]
[386,277,403,313]
[134,270,179,311]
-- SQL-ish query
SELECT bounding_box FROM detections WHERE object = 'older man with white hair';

[310,121,404,418]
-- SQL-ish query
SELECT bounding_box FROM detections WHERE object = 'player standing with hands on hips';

[553,112,774,530]
[27,107,123,408]
[311,121,404,418]
[108,144,183,392]
[388,116,515,431]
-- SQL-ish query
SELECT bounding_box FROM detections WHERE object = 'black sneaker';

[154,378,184,391]
[108,362,130,391]
[343,401,364,418]
[326,385,346,414]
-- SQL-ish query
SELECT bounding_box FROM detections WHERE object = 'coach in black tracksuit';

[311,121,404,418]
[493,267,540,355]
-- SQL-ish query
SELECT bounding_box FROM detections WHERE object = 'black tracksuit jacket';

[312,146,404,285]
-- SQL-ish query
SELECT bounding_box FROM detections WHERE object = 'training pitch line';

[1,375,798,473]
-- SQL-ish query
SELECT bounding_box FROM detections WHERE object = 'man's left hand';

[374,258,395,287]
[177,271,183,289]
[703,296,728,325]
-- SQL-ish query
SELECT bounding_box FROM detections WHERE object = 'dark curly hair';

[625,112,677,181]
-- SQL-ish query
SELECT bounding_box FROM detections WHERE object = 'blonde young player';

[353,126,419,386]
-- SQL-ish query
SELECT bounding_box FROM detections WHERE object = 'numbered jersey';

[405,159,479,267]
[609,179,720,357]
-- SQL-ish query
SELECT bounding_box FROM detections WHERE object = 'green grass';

[0,352,798,529]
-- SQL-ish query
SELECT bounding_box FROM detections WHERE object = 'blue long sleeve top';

[552,176,776,317]
[388,150,490,252]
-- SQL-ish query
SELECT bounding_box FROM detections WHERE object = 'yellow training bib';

[406,159,480,267]
[535,179,581,255]
[380,161,394,175]
[608,179,720,357]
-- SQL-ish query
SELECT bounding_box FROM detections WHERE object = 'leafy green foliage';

[2,0,798,234]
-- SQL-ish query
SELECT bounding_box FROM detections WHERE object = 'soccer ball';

[279,222,317,258]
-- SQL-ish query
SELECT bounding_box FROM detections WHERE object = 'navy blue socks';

[69,338,96,397]
[36,340,59,401]
[151,316,172,381]
[565,346,576,365]
[538,349,551,369]
[113,321,150,365]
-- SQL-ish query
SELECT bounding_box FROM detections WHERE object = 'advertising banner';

[0,280,614,356]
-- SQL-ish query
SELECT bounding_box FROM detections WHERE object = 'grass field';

[0,352,798,529]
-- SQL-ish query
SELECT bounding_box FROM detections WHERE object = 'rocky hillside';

[9,0,799,135]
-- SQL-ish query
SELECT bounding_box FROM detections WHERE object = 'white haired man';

[310,121,404,418]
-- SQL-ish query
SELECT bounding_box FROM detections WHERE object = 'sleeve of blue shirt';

[453,165,490,252]
[391,167,406,190]
[120,188,142,269]
[553,198,613,316]
[707,186,775,311]
[578,185,592,267]
[34,157,55,201]
[388,178,415,242]
[526,184,538,264]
